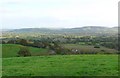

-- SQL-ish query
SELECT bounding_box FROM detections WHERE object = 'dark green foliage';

[33,41,44,48]
[18,46,31,57]
[94,45,100,48]
[48,42,66,55]
[7,40,15,44]
[19,39,28,46]
[101,42,118,50]
[1,40,6,44]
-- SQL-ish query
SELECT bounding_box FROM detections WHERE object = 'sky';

[0,0,120,29]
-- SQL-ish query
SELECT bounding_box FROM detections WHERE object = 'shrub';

[18,46,31,57]
[19,39,28,46]
[94,45,100,48]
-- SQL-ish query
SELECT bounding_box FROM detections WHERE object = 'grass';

[2,44,49,58]
[61,44,118,54]
[2,55,118,76]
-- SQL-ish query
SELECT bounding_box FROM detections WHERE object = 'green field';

[2,55,118,76]
[2,44,49,58]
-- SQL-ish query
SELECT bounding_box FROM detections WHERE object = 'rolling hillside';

[2,43,118,58]
[2,44,49,58]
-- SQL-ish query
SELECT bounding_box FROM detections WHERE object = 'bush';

[19,39,28,46]
[18,46,31,57]
[94,45,100,48]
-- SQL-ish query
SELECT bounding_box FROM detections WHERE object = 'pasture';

[2,44,49,58]
[2,55,118,76]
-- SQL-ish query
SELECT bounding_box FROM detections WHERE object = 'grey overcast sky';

[0,0,119,29]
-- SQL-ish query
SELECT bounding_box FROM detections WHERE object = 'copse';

[17,46,31,57]
[19,39,28,46]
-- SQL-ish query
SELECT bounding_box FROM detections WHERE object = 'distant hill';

[3,26,118,36]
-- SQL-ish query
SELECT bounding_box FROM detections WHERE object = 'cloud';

[1,0,119,29]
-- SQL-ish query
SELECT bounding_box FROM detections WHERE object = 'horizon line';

[1,26,118,30]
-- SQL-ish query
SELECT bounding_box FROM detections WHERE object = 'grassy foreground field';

[2,55,118,76]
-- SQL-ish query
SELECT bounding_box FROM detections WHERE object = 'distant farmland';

[61,44,118,54]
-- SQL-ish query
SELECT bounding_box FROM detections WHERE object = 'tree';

[1,40,6,44]
[19,39,28,46]
[18,46,31,57]
[94,45,100,48]
[94,44,100,48]
[7,40,15,44]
